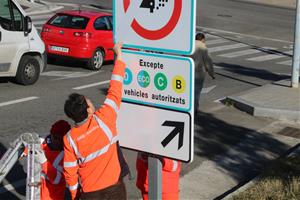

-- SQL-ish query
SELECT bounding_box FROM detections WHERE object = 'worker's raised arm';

[96,42,126,124]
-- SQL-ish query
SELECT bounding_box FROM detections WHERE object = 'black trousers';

[80,180,127,200]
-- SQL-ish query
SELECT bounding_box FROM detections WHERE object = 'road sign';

[117,102,193,162]
[114,0,196,55]
[122,50,194,111]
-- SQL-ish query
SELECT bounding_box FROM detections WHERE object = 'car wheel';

[15,55,40,85]
[87,49,104,70]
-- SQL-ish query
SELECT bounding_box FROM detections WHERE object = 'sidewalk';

[180,80,300,200]
[227,80,300,121]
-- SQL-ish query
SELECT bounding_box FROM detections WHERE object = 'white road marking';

[73,80,110,90]
[198,26,293,44]
[214,65,258,72]
[213,97,226,103]
[219,49,262,58]
[33,20,47,26]
[0,179,26,194]
[277,60,292,66]
[41,71,102,80]
[0,97,39,107]
[209,43,248,53]
[201,85,217,94]
[214,65,291,76]
[53,72,102,80]
[41,71,74,77]
[205,34,219,39]
[218,47,277,58]
[283,45,293,49]
[247,50,293,62]
[30,14,53,20]
[205,39,228,45]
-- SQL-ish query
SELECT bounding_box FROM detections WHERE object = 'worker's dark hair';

[64,93,88,123]
[196,32,205,41]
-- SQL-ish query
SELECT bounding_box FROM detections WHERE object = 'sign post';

[292,0,300,88]
[148,157,162,200]
[114,0,196,198]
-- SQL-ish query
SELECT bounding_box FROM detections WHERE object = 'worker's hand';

[113,42,123,60]
[35,149,47,164]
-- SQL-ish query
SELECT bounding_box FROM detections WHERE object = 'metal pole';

[292,0,300,88]
[148,156,162,200]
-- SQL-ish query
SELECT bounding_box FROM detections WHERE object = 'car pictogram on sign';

[123,0,182,40]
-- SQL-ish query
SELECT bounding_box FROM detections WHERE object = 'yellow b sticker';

[172,76,185,94]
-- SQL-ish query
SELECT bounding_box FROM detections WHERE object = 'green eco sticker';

[154,73,168,91]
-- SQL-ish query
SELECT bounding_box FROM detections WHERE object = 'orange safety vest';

[63,60,126,200]
[136,153,181,200]
[40,136,66,200]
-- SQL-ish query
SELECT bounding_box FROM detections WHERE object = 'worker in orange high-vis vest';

[34,120,71,200]
[63,42,126,200]
[136,153,181,200]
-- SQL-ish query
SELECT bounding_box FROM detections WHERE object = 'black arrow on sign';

[161,121,184,150]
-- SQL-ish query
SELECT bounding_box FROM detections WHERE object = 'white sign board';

[122,50,194,111]
[114,0,196,55]
[117,102,193,162]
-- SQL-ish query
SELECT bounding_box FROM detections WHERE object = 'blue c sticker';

[124,68,133,85]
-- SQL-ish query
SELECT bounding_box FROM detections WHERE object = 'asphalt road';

[0,0,296,199]
[45,0,295,41]
[198,0,295,42]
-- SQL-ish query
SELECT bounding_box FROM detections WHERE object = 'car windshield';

[49,14,89,29]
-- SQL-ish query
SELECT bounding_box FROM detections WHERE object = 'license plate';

[50,46,69,53]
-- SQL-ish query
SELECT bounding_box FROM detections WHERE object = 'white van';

[0,0,46,85]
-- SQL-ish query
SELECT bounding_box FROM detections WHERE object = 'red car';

[41,10,113,70]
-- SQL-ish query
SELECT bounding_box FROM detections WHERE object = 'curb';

[220,143,300,200]
[226,96,300,121]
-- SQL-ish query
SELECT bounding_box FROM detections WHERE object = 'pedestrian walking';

[34,120,71,200]
[191,32,215,113]
[136,152,181,200]
[63,42,127,200]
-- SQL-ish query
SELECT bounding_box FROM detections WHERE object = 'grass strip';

[230,155,300,200]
